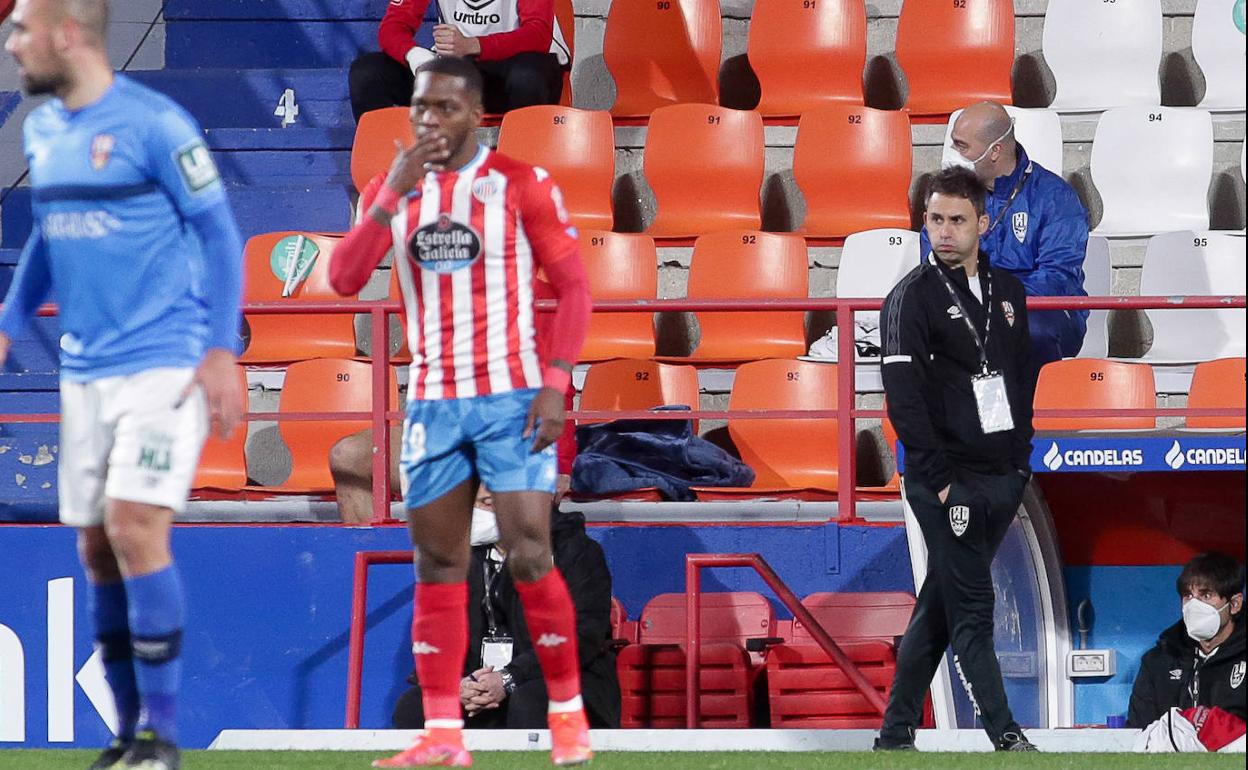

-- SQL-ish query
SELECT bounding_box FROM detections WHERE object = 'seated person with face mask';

[1128,552,1246,753]
[923,101,1090,369]
[391,488,621,730]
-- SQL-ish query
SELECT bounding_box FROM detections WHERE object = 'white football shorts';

[58,367,208,526]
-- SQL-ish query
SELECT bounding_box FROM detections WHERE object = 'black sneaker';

[87,738,130,770]
[121,730,181,770]
[873,726,917,751]
[995,730,1039,752]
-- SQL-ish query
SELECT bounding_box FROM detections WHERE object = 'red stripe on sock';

[514,568,582,703]
[413,582,469,723]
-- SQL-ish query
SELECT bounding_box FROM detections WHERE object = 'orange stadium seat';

[896,0,1014,118]
[241,232,358,364]
[698,359,839,499]
[191,366,250,492]
[579,359,700,423]
[603,0,722,117]
[497,107,615,231]
[617,592,774,728]
[795,106,913,238]
[645,105,764,239]
[1033,359,1156,431]
[277,359,399,493]
[1186,358,1246,429]
[351,106,413,192]
[578,231,658,361]
[747,0,867,117]
[681,231,807,362]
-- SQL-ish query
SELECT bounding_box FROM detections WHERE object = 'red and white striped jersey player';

[329,57,594,768]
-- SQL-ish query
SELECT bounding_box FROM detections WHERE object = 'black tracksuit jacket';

[880,252,1036,491]
[1127,613,1247,728]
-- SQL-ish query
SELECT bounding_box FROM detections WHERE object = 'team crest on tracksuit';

[1012,212,1028,243]
[949,505,970,537]
[1002,300,1016,327]
[1232,661,1245,690]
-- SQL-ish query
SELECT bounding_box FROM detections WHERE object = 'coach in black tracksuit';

[875,167,1038,752]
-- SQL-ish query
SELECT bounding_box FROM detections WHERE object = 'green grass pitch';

[0,752,1242,770]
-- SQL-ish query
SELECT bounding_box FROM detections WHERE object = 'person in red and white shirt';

[348,0,570,121]
[330,57,593,768]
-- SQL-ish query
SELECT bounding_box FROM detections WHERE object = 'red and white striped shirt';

[335,146,586,400]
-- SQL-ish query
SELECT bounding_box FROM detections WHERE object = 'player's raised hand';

[184,348,244,440]
[385,133,450,195]
[523,387,566,453]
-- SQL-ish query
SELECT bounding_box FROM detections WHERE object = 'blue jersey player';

[2,2,244,768]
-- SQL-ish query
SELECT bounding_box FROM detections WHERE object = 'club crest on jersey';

[1012,212,1028,243]
[472,176,502,204]
[1232,661,1245,690]
[1002,300,1016,327]
[90,133,115,171]
[949,505,970,537]
[410,214,483,273]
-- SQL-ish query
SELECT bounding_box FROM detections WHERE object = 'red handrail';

[345,549,413,729]
[683,553,888,728]
[3,295,1245,524]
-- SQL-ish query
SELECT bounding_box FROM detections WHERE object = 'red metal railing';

[345,549,412,729]
[2,295,1244,524]
[683,553,887,728]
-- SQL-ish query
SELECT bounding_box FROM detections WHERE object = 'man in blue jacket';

[923,101,1089,368]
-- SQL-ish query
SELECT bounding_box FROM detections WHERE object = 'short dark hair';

[414,56,484,101]
[1177,552,1245,600]
[925,167,988,217]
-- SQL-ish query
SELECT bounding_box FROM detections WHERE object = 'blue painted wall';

[0,522,912,748]
[1063,565,1184,726]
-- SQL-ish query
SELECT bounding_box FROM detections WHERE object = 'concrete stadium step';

[164,18,433,69]
[215,149,352,188]
[206,127,357,152]
[128,69,353,128]
[226,184,353,240]
[165,0,396,21]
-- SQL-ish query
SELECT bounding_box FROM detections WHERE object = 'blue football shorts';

[399,388,558,509]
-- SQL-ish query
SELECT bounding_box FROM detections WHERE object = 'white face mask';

[1183,597,1230,642]
[941,119,1015,172]
[469,507,500,546]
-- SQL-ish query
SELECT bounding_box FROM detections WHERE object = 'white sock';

[548,695,583,715]
[425,719,464,730]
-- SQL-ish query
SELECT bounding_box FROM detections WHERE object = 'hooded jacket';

[921,145,1089,326]
[1127,612,1246,728]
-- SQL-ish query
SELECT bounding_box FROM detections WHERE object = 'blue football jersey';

[1,74,240,381]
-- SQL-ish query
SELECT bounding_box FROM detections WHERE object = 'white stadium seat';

[1193,0,1247,111]
[832,228,919,357]
[1138,230,1246,363]
[1090,107,1213,237]
[1077,236,1112,359]
[1043,0,1162,112]
[944,106,1064,176]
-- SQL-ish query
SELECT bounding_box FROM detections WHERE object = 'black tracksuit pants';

[880,467,1028,744]
[349,51,564,122]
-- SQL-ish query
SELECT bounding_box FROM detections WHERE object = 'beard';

[21,69,69,97]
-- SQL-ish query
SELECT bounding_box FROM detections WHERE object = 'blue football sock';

[125,565,185,742]
[89,581,139,740]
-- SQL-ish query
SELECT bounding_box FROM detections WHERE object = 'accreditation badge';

[971,372,1015,434]
[481,636,515,670]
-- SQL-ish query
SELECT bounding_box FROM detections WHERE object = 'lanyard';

[482,550,505,635]
[986,162,1033,235]
[930,254,994,375]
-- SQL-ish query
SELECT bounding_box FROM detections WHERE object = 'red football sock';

[412,582,468,724]
[514,568,582,703]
